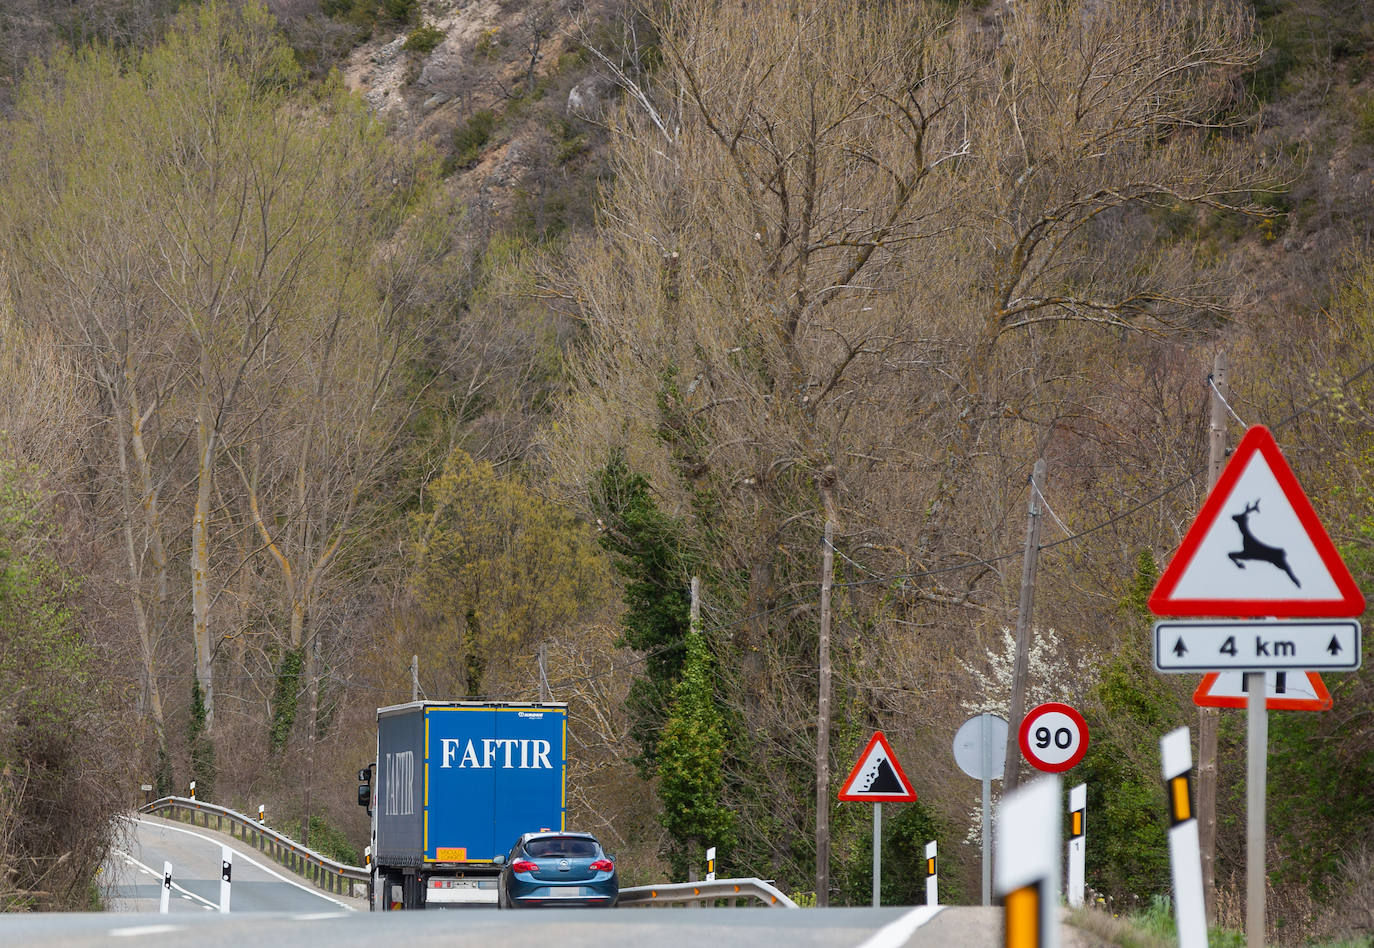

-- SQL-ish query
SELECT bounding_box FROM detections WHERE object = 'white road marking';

[292,912,348,921]
[854,905,944,948]
[135,818,357,911]
[115,851,217,911]
[110,924,183,938]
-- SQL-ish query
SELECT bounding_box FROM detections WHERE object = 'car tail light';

[589,858,614,872]
[510,859,539,873]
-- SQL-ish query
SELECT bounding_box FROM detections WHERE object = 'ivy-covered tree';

[0,454,122,908]
[656,627,734,880]
[590,450,698,772]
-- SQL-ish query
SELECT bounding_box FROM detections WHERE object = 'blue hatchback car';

[496,831,619,908]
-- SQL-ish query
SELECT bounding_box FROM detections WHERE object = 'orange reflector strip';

[1071,810,1084,838]
[926,857,936,876]
[1004,884,1040,948]
[1169,774,1192,826]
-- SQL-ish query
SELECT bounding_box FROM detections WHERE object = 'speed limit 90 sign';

[1018,702,1089,772]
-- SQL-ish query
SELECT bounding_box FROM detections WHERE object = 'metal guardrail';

[618,878,798,908]
[138,796,369,899]
[139,799,791,909]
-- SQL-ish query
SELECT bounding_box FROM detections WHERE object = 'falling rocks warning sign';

[837,730,917,803]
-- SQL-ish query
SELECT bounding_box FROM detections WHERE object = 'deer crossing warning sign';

[1148,425,1365,619]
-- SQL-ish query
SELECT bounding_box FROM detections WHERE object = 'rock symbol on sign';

[856,753,902,794]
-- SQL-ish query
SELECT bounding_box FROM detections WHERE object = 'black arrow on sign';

[1328,636,1343,656]
[1173,637,1188,657]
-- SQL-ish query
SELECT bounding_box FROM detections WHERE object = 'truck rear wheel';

[377,872,402,911]
[403,872,424,910]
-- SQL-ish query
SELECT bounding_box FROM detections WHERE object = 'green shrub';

[451,109,497,170]
[1355,92,1374,146]
[473,27,503,59]
[321,0,416,30]
[379,0,418,24]
[281,815,361,865]
[403,24,444,55]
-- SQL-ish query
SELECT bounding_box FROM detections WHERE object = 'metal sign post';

[1245,674,1266,948]
[872,802,882,907]
[953,713,1007,906]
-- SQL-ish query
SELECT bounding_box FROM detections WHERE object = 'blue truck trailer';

[358,701,567,909]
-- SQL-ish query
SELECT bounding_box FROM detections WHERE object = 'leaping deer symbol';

[1228,499,1300,588]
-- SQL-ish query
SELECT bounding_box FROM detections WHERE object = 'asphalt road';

[0,815,1113,947]
[103,814,361,914]
[0,903,1115,948]
[3,904,949,948]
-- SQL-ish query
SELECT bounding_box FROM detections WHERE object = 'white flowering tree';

[959,626,1098,846]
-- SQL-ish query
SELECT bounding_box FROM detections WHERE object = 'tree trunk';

[191,385,216,732]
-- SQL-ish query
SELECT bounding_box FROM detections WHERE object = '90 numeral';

[1034,726,1073,750]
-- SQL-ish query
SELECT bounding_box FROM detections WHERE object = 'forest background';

[2,0,1374,940]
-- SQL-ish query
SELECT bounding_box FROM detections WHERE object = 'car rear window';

[525,837,598,858]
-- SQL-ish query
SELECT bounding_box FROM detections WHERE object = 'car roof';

[520,830,598,841]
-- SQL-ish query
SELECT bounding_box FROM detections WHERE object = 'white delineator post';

[160,861,172,914]
[1161,727,1208,948]
[706,846,716,882]
[258,804,266,823]
[1067,783,1086,907]
[925,840,938,906]
[220,847,232,913]
[995,775,1061,948]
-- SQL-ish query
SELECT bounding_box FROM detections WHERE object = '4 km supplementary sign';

[1148,425,1365,618]
[1154,620,1362,673]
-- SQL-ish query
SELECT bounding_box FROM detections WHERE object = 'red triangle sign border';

[836,730,918,803]
[1193,671,1333,711]
[1149,425,1365,618]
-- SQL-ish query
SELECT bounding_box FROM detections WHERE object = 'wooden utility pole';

[687,575,703,892]
[815,467,839,907]
[411,654,419,702]
[1198,350,1229,922]
[1002,459,1046,792]
[538,642,551,702]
